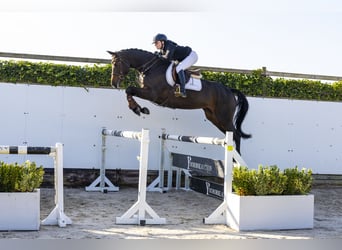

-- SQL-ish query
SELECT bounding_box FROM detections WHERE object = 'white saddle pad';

[165,63,202,91]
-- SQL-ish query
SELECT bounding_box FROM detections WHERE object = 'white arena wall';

[0,82,341,174]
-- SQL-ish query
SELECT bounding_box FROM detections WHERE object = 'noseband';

[112,56,129,78]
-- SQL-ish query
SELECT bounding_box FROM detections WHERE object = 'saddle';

[172,64,202,84]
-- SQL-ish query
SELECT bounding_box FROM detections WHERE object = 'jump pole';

[161,132,227,191]
[0,143,72,227]
[160,131,247,226]
[102,128,165,225]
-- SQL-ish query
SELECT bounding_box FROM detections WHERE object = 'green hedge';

[0,60,112,87]
[202,69,342,101]
[1,60,342,101]
[0,161,44,192]
[232,165,313,196]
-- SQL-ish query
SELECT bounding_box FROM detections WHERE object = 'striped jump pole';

[160,131,248,226]
[0,143,72,228]
[160,132,227,191]
[86,128,148,193]
[100,128,165,225]
[147,131,228,193]
[102,129,142,140]
[0,146,53,155]
[161,132,247,168]
[161,133,226,146]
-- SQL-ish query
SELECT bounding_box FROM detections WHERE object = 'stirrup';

[174,84,187,98]
[174,84,181,96]
[179,91,187,98]
[175,92,187,98]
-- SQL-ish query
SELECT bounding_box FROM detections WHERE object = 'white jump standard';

[85,128,120,192]
[0,143,72,228]
[160,131,247,226]
[102,128,166,225]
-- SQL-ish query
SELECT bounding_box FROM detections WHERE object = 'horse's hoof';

[141,107,150,115]
[132,107,141,116]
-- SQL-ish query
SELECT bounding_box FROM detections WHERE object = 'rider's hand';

[154,51,162,57]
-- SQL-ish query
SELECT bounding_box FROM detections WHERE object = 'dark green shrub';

[0,162,22,192]
[283,167,313,195]
[232,165,312,196]
[254,165,287,195]
[0,161,44,192]
[17,161,45,192]
[232,166,256,195]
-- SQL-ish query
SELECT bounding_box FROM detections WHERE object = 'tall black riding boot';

[175,70,187,98]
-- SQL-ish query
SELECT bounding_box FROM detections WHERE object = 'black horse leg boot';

[175,70,187,98]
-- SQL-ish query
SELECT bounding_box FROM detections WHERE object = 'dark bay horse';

[107,48,251,152]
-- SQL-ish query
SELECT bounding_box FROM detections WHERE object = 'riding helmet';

[152,33,167,43]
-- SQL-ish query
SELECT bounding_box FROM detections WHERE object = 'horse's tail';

[231,88,252,139]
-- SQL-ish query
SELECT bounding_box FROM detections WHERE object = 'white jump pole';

[115,129,166,225]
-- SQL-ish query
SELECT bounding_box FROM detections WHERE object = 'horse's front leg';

[127,94,149,116]
[126,87,150,116]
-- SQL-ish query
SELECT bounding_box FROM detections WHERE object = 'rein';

[111,53,159,79]
[138,56,160,74]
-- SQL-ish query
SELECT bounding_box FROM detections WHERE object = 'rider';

[152,33,198,98]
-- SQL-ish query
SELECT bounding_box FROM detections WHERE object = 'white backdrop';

[0,82,341,174]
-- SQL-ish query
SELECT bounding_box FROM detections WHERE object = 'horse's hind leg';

[203,108,242,153]
[221,119,242,154]
[203,108,234,134]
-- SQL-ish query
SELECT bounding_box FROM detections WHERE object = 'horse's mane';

[117,48,169,67]
[119,48,154,56]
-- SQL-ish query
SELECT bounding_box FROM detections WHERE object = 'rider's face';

[154,40,163,50]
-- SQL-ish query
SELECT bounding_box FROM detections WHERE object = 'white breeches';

[176,51,198,73]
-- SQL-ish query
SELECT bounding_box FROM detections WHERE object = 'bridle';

[111,56,130,82]
[111,52,161,86]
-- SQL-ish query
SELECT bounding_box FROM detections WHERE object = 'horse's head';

[107,50,130,88]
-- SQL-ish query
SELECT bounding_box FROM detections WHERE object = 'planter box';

[226,192,314,231]
[0,189,40,231]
